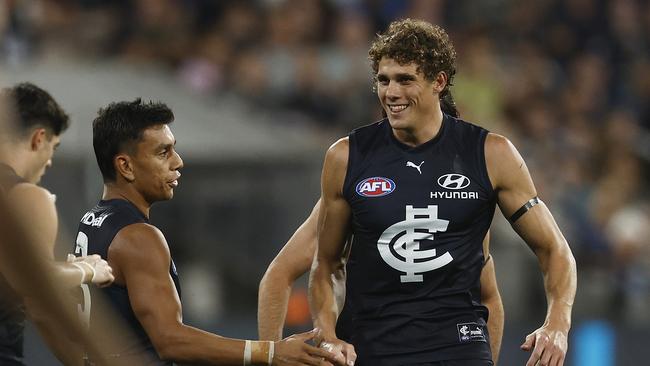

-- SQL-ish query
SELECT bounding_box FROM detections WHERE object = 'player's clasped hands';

[520,324,568,366]
[67,254,115,287]
[273,329,351,366]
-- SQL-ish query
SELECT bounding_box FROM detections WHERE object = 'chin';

[387,116,411,130]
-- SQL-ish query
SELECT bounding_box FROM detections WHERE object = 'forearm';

[155,325,259,365]
[540,243,577,331]
[32,316,83,366]
[308,260,339,340]
[484,295,503,364]
[258,269,292,341]
[26,298,83,366]
[56,262,92,288]
[511,202,577,332]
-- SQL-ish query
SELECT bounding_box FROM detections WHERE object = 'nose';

[172,149,184,171]
[385,80,400,100]
[46,159,52,168]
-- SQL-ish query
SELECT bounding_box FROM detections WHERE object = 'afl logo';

[437,174,471,190]
[356,177,396,197]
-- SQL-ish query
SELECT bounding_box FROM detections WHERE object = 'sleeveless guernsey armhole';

[478,130,495,198]
[342,132,357,198]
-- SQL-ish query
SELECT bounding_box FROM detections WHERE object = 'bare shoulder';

[485,133,518,159]
[109,223,170,263]
[484,133,527,188]
[325,137,350,167]
[9,183,55,207]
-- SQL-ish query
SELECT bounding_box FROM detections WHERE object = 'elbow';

[157,347,174,362]
[151,332,183,362]
[559,240,577,273]
[261,261,294,290]
[482,296,504,314]
[481,289,503,310]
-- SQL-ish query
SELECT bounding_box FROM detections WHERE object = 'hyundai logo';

[437,174,471,190]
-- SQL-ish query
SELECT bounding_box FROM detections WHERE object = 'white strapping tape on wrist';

[243,340,252,366]
[70,262,86,286]
[79,261,97,282]
[267,341,274,365]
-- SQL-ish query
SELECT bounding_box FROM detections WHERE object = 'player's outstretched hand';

[273,329,348,366]
[520,324,568,366]
[69,254,115,288]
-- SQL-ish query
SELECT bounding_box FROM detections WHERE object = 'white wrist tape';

[267,341,274,365]
[243,340,252,366]
[79,261,96,282]
[70,262,86,286]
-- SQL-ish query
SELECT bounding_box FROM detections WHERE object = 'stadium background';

[1,0,649,364]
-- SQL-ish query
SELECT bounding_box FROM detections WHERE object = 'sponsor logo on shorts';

[356,177,396,197]
[457,322,487,343]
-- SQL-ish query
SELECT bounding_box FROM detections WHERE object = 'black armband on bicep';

[482,254,492,267]
[508,197,541,224]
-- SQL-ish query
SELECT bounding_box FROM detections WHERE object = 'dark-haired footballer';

[309,19,577,366]
[75,99,345,365]
[0,83,113,366]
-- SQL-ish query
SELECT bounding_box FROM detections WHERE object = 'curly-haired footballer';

[309,19,576,366]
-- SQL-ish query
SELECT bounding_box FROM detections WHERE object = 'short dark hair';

[369,19,459,117]
[92,98,174,182]
[2,82,70,136]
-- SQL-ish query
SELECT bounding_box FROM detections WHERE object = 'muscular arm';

[485,133,577,366]
[258,201,320,340]
[111,223,339,365]
[480,232,503,365]
[308,138,351,342]
[8,184,86,364]
[110,223,248,363]
[8,184,107,288]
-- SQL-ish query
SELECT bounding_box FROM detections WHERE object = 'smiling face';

[376,58,442,131]
[129,124,183,203]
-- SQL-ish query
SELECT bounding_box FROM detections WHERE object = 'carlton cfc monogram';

[377,205,454,282]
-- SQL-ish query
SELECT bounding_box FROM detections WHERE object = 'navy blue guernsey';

[74,199,181,365]
[342,115,496,365]
[0,164,28,365]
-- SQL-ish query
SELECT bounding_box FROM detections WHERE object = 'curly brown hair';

[369,18,456,83]
[369,19,459,116]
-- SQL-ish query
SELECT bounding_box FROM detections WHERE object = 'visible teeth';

[389,105,408,112]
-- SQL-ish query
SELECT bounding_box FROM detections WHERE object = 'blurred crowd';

[1,0,649,325]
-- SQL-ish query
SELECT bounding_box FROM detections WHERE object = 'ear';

[29,128,48,151]
[432,71,448,94]
[114,153,135,182]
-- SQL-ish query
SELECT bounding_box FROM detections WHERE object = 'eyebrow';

[155,141,176,151]
[376,72,417,80]
[395,73,416,80]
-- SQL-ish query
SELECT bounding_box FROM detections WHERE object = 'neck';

[0,144,31,181]
[392,108,444,147]
[102,183,151,219]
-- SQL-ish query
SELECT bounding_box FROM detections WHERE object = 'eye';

[397,76,414,85]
